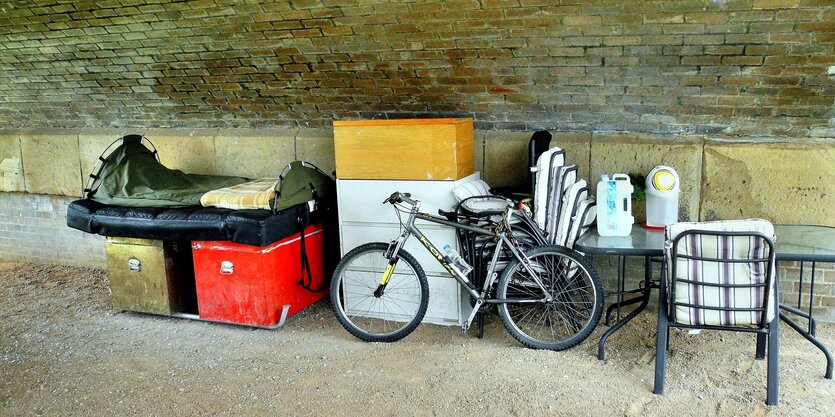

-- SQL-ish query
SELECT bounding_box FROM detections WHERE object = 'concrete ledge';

[553,132,592,182]
[0,132,24,192]
[3,127,833,231]
[215,128,297,178]
[482,131,531,187]
[480,130,594,188]
[20,130,82,196]
[145,128,218,175]
[296,128,335,176]
[701,139,835,225]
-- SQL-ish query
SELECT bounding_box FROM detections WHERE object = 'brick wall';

[0,192,106,268]
[0,0,833,137]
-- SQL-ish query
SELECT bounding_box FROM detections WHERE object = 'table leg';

[779,260,831,379]
[793,261,818,336]
[808,262,816,336]
[779,310,833,379]
[598,256,653,361]
[606,294,645,325]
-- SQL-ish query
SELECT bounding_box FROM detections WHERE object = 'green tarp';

[88,137,247,208]
[274,161,334,211]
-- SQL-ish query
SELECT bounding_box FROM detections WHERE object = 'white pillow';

[452,179,491,202]
[453,179,508,213]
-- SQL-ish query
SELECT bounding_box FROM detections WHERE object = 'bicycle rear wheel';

[330,242,429,343]
[496,245,603,351]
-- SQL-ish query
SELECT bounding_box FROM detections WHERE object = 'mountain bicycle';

[330,192,603,351]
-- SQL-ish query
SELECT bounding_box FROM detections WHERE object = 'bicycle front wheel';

[330,242,429,343]
[496,245,603,351]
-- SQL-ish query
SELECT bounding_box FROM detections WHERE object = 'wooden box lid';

[333,118,474,180]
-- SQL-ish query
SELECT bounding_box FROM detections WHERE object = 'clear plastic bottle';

[596,173,634,236]
[442,244,473,277]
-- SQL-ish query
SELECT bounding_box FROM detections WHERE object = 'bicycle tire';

[330,242,429,343]
[496,245,603,351]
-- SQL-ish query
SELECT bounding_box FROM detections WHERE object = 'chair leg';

[766,316,779,406]
[477,312,485,340]
[653,286,669,395]
[756,333,766,360]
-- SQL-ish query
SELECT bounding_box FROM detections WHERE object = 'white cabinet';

[337,174,479,326]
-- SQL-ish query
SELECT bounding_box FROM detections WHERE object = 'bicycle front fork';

[373,259,396,297]
[375,236,408,297]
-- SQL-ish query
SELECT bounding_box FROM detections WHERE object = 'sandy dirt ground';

[1,261,833,416]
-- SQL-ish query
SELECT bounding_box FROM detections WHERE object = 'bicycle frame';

[382,200,554,331]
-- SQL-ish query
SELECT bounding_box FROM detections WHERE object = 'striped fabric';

[664,219,776,327]
[564,197,596,249]
[552,179,587,245]
[543,165,578,239]
[533,148,565,228]
[200,178,279,210]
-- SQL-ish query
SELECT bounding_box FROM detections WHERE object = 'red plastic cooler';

[192,225,328,327]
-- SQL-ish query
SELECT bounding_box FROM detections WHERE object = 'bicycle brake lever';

[383,191,399,205]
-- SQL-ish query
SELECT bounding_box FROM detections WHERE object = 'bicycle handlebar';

[383,191,416,206]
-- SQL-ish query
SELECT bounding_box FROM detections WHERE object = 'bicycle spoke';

[332,244,428,342]
[497,246,602,351]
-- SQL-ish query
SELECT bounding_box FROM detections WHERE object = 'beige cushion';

[665,219,776,327]
[200,178,278,210]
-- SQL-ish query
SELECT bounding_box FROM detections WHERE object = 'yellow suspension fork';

[373,259,397,297]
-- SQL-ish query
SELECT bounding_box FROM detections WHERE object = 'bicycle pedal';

[460,325,470,337]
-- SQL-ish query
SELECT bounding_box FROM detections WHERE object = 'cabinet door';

[424,275,464,326]
[337,174,479,224]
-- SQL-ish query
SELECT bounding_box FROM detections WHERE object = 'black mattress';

[67,199,315,247]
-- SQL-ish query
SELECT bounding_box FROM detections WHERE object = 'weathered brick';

[563,15,601,26]
[753,0,799,10]
[0,0,829,139]
[643,14,684,24]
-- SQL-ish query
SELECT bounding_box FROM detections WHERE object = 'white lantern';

[645,166,680,229]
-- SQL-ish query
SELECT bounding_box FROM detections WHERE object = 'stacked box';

[191,224,327,327]
[105,238,197,315]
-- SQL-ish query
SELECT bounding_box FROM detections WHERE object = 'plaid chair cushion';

[665,219,776,327]
[200,178,278,210]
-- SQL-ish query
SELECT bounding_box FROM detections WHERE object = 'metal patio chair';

[654,219,779,406]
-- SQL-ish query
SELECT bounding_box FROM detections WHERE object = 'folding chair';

[654,219,779,405]
[549,179,587,246]
[537,164,577,232]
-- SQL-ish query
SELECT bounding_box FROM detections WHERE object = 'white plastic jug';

[645,166,680,229]
[596,174,634,236]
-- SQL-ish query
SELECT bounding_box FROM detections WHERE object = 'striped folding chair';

[654,219,779,406]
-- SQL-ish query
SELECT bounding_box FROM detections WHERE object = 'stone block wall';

[3,128,832,226]
[0,1,833,137]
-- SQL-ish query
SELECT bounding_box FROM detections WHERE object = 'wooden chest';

[105,238,196,316]
[333,118,474,180]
